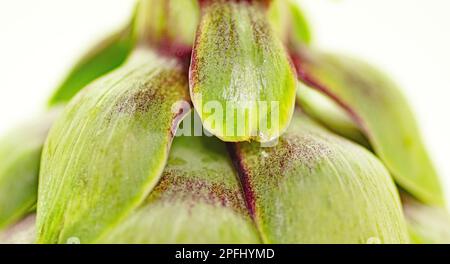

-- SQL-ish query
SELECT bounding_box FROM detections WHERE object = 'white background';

[0,0,449,202]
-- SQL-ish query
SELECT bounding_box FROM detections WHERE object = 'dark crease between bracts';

[226,143,257,218]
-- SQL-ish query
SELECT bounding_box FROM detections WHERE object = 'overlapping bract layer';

[291,48,444,206]
[37,48,190,243]
[0,0,444,244]
[190,0,297,142]
[102,135,259,243]
[48,26,135,106]
[296,82,370,147]
[229,112,409,243]
[0,110,59,229]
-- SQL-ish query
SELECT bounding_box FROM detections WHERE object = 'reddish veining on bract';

[198,0,272,9]
[290,51,369,135]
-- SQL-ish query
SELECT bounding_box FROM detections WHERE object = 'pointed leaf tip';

[101,134,260,243]
[190,0,297,142]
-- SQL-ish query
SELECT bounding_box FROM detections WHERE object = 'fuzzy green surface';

[101,135,260,243]
[231,112,409,243]
[0,111,58,229]
[295,49,444,206]
[190,0,297,142]
[48,25,134,106]
[37,48,190,243]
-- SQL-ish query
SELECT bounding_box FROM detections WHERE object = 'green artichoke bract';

[48,25,135,106]
[229,111,409,243]
[0,110,59,229]
[286,0,311,46]
[134,0,199,56]
[190,0,297,142]
[101,134,259,243]
[291,48,444,206]
[0,0,445,245]
[36,48,190,243]
[296,81,370,147]
[2,11,138,232]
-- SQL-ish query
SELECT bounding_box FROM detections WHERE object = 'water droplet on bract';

[366,237,381,244]
[67,237,81,244]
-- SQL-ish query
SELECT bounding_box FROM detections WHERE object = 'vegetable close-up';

[0,0,449,246]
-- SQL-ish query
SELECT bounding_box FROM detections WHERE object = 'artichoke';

[0,0,447,244]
